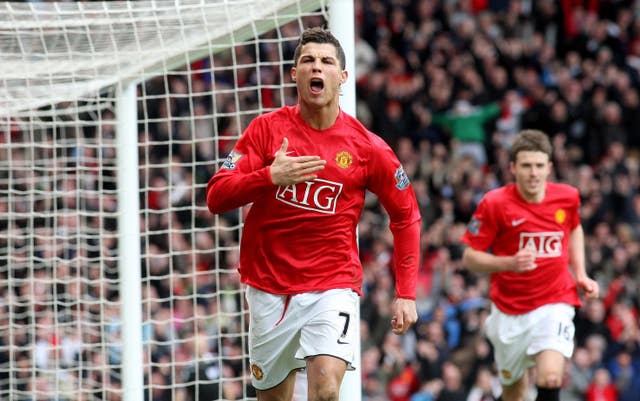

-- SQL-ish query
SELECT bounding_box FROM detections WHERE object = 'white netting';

[1,0,325,116]
[0,1,328,400]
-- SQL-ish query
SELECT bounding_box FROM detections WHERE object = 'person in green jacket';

[432,99,501,166]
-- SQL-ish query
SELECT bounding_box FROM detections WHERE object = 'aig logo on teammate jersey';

[275,178,343,214]
[518,231,563,257]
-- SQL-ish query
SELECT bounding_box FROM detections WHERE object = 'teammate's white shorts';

[485,302,575,386]
[245,285,359,390]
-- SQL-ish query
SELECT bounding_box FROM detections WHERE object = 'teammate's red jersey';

[461,182,582,314]
[207,105,421,298]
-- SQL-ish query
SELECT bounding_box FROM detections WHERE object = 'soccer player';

[461,129,599,401]
[206,27,421,401]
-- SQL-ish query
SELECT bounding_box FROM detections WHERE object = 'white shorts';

[485,303,575,386]
[245,286,359,390]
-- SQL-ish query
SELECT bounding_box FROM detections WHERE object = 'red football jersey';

[461,182,582,314]
[207,105,421,298]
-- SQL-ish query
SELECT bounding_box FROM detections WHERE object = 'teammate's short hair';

[293,26,346,70]
[509,129,553,162]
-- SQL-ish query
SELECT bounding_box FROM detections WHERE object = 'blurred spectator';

[585,367,617,401]
[431,98,501,167]
[465,366,500,401]
[561,347,595,401]
[609,349,640,401]
[575,298,613,346]
[437,361,466,401]
[176,332,222,401]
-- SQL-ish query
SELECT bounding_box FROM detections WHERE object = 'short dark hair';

[293,27,346,70]
[509,129,553,162]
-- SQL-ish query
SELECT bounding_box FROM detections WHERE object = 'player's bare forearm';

[568,225,599,298]
[391,298,417,335]
[568,225,586,277]
[462,246,536,273]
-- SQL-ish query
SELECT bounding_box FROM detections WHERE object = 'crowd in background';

[3,0,640,401]
[351,1,640,401]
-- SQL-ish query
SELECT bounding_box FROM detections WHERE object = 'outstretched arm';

[569,225,599,299]
[462,246,538,274]
[365,135,421,335]
[390,220,420,334]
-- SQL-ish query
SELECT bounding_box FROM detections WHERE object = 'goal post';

[328,1,360,400]
[116,82,144,401]
[0,1,359,401]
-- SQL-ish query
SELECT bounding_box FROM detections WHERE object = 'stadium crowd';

[350,1,640,401]
[3,0,640,401]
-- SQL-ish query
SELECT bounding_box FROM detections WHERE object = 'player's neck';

[516,185,546,203]
[298,102,340,130]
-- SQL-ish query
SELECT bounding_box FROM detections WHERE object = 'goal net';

[0,1,352,400]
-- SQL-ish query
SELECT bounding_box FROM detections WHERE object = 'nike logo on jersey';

[511,218,526,226]
[337,338,349,345]
[274,150,296,157]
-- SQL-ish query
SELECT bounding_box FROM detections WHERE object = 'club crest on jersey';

[222,149,243,170]
[276,178,343,214]
[251,363,264,380]
[335,151,353,169]
[519,231,563,257]
[394,166,410,190]
[555,209,566,224]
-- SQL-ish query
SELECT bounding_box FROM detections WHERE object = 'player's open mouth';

[310,78,324,93]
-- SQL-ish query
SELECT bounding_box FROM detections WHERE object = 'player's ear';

[340,69,347,85]
[291,67,297,82]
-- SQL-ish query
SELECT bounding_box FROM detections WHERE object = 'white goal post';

[0,1,358,401]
